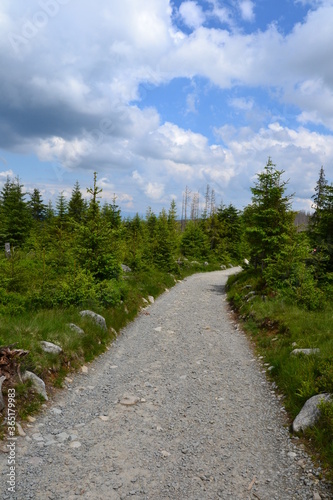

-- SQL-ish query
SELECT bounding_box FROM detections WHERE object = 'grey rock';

[121,264,132,272]
[119,395,140,406]
[204,261,209,266]
[293,394,331,433]
[55,432,70,443]
[40,341,62,355]
[68,323,85,335]
[16,422,26,437]
[79,310,107,330]
[291,348,320,356]
[22,371,48,400]
[220,265,227,270]
[0,375,6,411]
[148,296,154,304]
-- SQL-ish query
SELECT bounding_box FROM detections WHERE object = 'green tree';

[309,168,333,274]
[68,181,87,223]
[217,204,244,260]
[181,220,209,259]
[74,173,120,280]
[245,158,294,271]
[0,177,32,246]
[55,191,68,227]
[102,195,122,229]
[28,188,47,222]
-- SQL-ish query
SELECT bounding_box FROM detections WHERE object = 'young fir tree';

[68,181,87,223]
[152,209,175,271]
[102,195,122,229]
[309,167,333,273]
[55,191,68,226]
[75,172,120,280]
[245,158,294,271]
[0,177,32,246]
[217,204,243,260]
[28,188,47,222]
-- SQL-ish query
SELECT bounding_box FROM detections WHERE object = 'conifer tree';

[245,158,294,271]
[68,181,87,223]
[28,188,46,222]
[309,167,333,273]
[0,176,32,246]
[102,195,121,229]
[56,191,68,226]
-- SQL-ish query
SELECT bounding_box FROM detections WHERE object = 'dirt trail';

[1,268,331,499]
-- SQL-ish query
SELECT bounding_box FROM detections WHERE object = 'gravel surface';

[1,268,332,500]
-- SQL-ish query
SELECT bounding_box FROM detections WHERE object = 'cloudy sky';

[1,0,333,215]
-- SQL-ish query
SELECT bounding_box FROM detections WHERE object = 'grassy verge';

[227,269,333,478]
[0,260,224,438]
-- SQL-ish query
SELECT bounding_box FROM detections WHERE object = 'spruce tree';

[68,181,87,223]
[56,191,68,226]
[0,177,32,246]
[245,158,294,271]
[28,188,46,222]
[309,167,333,273]
[102,195,121,229]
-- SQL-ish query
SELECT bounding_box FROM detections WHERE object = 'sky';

[1,0,333,216]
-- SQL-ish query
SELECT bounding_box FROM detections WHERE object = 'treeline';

[0,161,332,315]
[0,173,245,315]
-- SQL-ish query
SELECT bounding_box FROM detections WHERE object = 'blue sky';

[1,0,333,216]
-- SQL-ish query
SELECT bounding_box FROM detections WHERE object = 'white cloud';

[179,1,205,29]
[132,170,165,201]
[1,0,333,214]
[229,97,254,111]
[238,0,255,22]
[0,169,14,181]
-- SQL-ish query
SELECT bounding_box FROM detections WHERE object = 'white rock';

[79,310,107,330]
[99,415,109,421]
[81,366,88,374]
[291,349,320,356]
[32,433,44,442]
[22,371,48,400]
[120,395,140,406]
[16,423,26,437]
[148,296,154,304]
[40,341,62,355]
[69,441,82,449]
[56,432,70,443]
[121,264,132,272]
[68,323,85,335]
[51,408,62,415]
[293,393,331,433]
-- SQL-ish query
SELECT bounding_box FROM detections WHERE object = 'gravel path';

[1,268,332,500]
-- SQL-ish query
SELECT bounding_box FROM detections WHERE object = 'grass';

[227,268,333,478]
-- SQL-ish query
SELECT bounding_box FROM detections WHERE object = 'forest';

[0,159,333,471]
